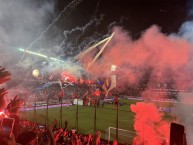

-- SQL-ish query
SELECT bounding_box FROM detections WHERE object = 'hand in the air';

[0,67,11,84]
[7,96,23,114]
[0,88,8,97]
[0,88,7,110]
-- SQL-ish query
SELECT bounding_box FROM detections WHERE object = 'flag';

[102,77,111,93]
[102,65,117,97]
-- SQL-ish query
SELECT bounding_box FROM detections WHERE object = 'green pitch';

[20,99,174,144]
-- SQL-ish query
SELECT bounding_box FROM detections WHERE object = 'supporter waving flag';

[102,65,117,97]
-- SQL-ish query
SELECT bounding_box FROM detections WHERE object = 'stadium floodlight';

[18,48,65,63]
[32,69,40,77]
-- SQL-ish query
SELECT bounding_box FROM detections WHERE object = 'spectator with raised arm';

[0,67,21,145]
[7,95,23,139]
[0,66,11,110]
[0,66,11,84]
[0,88,7,111]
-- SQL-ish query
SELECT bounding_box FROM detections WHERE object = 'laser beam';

[18,48,65,63]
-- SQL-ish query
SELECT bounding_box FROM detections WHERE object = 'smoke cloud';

[86,25,192,89]
[80,24,193,144]
[0,0,57,104]
[131,102,170,145]
[1,0,193,144]
[0,0,105,106]
[0,0,55,66]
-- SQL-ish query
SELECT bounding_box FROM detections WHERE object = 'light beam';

[18,48,65,63]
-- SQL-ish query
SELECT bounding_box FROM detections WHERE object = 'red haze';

[131,102,170,145]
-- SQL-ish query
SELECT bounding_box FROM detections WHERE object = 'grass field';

[20,99,174,144]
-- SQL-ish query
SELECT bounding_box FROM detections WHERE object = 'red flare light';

[0,111,8,118]
[61,72,76,83]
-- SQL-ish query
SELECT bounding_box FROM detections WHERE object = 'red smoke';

[131,102,170,145]
[60,71,77,83]
[74,25,193,143]
[79,26,193,145]
[83,26,191,87]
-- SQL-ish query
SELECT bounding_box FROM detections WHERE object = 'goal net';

[105,127,169,144]
[105,127,137,144]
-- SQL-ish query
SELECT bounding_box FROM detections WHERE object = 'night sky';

[55,0,188,39]
[0,0,190,64]
[32,0,188,58]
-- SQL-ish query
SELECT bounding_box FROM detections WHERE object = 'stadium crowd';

[0,66,129,145]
